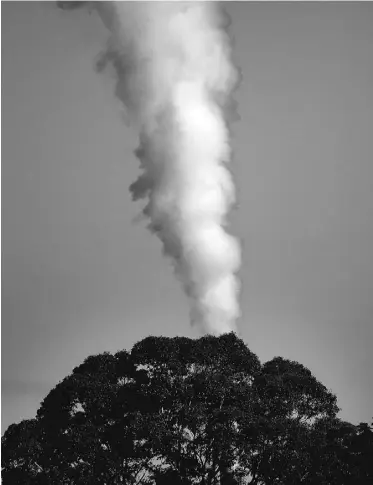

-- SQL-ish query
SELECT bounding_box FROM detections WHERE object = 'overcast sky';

[2,1,373,433]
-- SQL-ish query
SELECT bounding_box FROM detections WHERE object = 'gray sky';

[2,2,373,433]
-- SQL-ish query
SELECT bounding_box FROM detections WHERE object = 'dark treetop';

[2,333,372,484]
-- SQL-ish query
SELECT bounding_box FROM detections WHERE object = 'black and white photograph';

[2,1,373,483]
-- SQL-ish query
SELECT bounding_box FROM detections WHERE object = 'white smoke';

[93,1,241,335]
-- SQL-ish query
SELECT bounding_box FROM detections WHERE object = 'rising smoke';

[60,1,241,336]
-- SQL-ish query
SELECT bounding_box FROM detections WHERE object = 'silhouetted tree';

[2,333,372,484]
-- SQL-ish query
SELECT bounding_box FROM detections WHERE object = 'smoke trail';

[72,1,241,335]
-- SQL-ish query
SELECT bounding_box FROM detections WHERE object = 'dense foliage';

[2,333,372,484]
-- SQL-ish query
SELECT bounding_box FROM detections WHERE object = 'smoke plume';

[62,1,241,335]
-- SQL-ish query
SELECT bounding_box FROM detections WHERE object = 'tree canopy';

[2,332,372,484]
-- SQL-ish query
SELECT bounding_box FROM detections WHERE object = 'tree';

[2,333,371,484]
[1,419,49,484]
[236,356,340,484]
[343,421,373,484]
